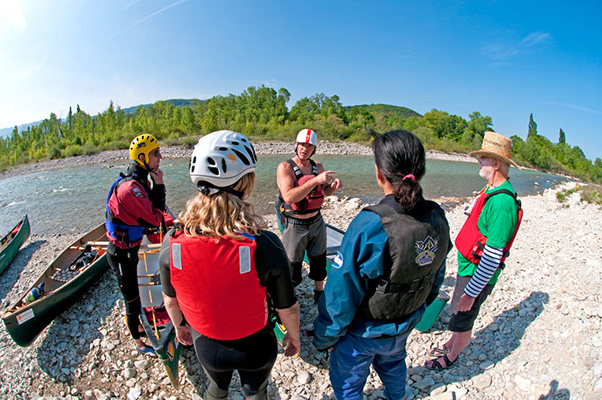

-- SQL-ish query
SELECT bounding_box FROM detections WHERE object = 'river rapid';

[0,147,570,236]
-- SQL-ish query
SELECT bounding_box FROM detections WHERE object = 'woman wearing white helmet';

[159,130,300,400]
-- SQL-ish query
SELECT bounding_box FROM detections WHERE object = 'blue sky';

[1,0,601,160]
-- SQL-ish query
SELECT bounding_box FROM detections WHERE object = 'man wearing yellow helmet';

[105,134,166,357]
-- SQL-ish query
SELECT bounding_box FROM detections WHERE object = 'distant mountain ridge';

[0,99,203,137]
[119,98,202,115]
[0,120,44,138]
[0,99,418,138]
[344,104,422,118]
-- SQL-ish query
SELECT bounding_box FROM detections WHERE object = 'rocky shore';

[0,141,474,181]
[1,144,600,400]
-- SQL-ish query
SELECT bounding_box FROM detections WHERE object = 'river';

[0,155,570,235]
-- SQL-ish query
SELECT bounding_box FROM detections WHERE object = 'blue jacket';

[313,196,447,350]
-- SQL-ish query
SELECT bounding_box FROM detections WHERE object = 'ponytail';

[369,128,426,211]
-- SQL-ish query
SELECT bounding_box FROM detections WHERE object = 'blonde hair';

[177,173,266,239]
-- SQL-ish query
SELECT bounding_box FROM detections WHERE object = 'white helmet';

[190,130,257,189]
[296,129,318,146]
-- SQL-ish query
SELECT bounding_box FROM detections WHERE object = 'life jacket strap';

[376,274,435,294]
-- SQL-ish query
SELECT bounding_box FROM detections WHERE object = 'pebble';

[0,163,599,400]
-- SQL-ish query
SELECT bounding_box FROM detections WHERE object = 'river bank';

[0,141,475,181]
[1,181,601,400]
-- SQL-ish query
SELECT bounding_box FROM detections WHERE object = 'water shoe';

[136,344,157,358]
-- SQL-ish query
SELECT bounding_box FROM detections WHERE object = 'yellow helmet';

[129,134,159,166]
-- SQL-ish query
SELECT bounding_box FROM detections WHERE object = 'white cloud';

[483,44,519,60]
[483,31,551,61]
[87,0,190,53]
[0,0,27,33]
[544,101,602,116]
[135,0,189,25]
[262,79,278,88]
[520,32,551,47]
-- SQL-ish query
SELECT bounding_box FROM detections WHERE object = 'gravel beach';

[1,143,600,400]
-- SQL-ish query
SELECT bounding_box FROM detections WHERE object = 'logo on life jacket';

[333,251,343,269]
[414,236,439,266]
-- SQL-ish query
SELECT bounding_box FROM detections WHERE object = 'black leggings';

[107,243,142,340]
[192,325,277,397]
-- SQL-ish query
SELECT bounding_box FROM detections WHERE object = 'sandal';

[136,344,157,358]
[425,354,456,371]
[428,343,450,357]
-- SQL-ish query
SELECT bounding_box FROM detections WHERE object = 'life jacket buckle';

[376,279,389,294]
[408,278,421,293]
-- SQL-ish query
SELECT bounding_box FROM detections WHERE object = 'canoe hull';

[2,224,108,347]
[138,235,182,387]
[274,202,344,272]
[0,215,31,275]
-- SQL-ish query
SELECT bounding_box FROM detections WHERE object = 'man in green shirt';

[426,131,522,370]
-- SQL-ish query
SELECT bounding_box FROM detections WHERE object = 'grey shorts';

[448,275,494,332]
[281,213,326,263]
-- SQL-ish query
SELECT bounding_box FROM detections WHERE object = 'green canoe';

[0,215,31,275]
[2,223,109,347]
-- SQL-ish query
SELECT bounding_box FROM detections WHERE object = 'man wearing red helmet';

[277,129,343,302]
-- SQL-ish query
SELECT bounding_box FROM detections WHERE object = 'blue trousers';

[329,332,409,400]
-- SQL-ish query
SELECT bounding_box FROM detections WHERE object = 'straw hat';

[469,131,520,169]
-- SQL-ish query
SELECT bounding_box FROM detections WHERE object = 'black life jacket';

[356,202,450,321]
[105,168,150,246]
[278,159,324,216]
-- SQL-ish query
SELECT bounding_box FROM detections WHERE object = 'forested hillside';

[1,85,600,182]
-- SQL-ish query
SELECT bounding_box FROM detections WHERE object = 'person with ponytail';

[313,129,451,400]
[159,130,300,400]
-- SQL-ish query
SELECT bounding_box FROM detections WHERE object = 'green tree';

[559,128,566,144]
[528,113,537,138]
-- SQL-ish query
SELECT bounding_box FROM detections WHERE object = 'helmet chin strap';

[138,155,152,172]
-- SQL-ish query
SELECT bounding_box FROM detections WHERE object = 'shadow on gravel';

[538,379,571,400]
[415,290,550,399]
[0,239,46,303]
[34,272,115,384]
[471,290,549,367]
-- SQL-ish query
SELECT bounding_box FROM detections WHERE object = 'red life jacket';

[279,159,324,216]
[455,188,523,269]
[169,230,268,340]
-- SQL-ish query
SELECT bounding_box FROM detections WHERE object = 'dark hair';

[369,128,425,210]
